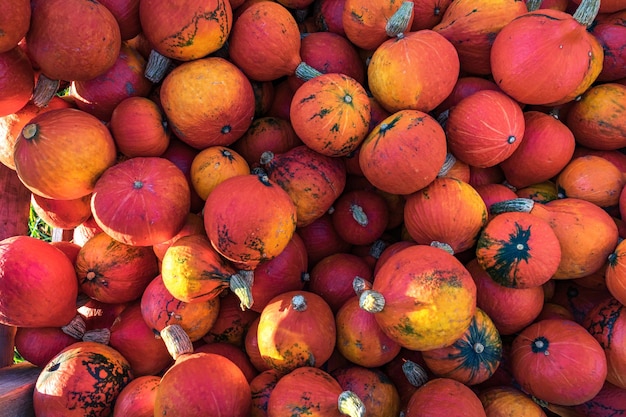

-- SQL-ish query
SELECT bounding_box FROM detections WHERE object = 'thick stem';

[160,324,194,360]
[369,239,387,259]
[352,276,372,296]
[294,61,323,81]
[145,49,173,83]
[402,360,429,387]
[386,1,415,37]
[83,328,111,344]
[350,204,368,227]
[489,198,535,215]
[32,74,61,108]
[437,153,456,178]
[572,0,601,27]
[430,241,454,255]
[230,270,254,310]
[291,294,307,311]
[359,290,385,313]
[526,0,543,11]
[337,391,366,417]
[61,314,87,340]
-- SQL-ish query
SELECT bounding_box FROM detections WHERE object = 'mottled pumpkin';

[607,239,626,306]
[333,366,401,417]
[478,385,548,417]
[190,146,250,200]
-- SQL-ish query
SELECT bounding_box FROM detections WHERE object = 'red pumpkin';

[607,239,626,306]
[404,377,487,417]
[0,0,30,53]
[590,11,626,82]
[331,189,389,246]
[572,382,626,417]
[202,290,259,346]
[14,326,79,368]
[160,138,204,213]
[0,47,34,117]
[410,0,452,31]
[98,0,141,41]
[33,341,133,417]
[550,279,613,325]
[244,316,272,373]
[510,318,607,406]
[112,375,160,417]
[249,369,281,417]
[231,116,301,167]
[473,183,518,216]
[296,213,353,266]
[30,193,92,230]
[333,366,401,417]
[195,342,258,382]
[434,76,502,116]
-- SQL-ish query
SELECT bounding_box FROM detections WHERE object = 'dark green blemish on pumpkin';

[479,223,532,288]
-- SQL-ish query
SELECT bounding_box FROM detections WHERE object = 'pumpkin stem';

[82,328,111,344]
[337,391,366,417]
[61,314,87,340]
[430,241,454,255]
[291,294,308,311]
[531,336,550,355]
[436,109,449,129]
[21,123,39,141]
[572,0,601,27]
[437,153,456,178]
[385,1,415,38]
[352,276,372,296]
[489,198,535,215]
[145,49,173,83]
[230,270,254,310]
[31,73,61,108]
[294,61,323,81]
[350,204,368,227]
[301,272,311,283]
[402,360,429,387]
[259,150,275,166]
[525,0,543,11]
[359,289,385,313]
[160,324,194,360]
[474,342,485,354]
[369,239,387,259]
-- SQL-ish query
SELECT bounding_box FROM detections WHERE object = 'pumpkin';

[572,382,626,417]
[583,296,626,389]
[195,341,259,383]
[13,108,117,200]
[257,290,336,374]
[333,365,401,417]
[313,0,346,35]
[296,213,353,266]
[404,377,487,417]
[290,73,370,157]
[550,279,613,325]
[0,47,34,117]
[360,244,477,351]
[382,350,431,412]
[33,341,133,417]
[499,111,576,189]
[410,0,452,31]
[98,0,141,41]
[267,366,366,417]
[160,138,205,213]
[0,0,30,53]
[404,177,488,253]
[203,290,259,346]
[244,316,272,373]
[203,172,297,270]
[154,352,252,417]
[434,76,502,117]
[510,318,608,406]
[0,236,79,328]
[432,0,528,75]
[91,156,191,247]
[445,90,525,168]
[261,145,347,227]
[250,369,281,417]
[14,326,78,369]
[573,145,626,177]
[69,42,153,122]
[367,29,459,113]
[469,164,506,188]
[474,183,518,216]
[112,375,160,417]
[489,0,603,106]
[476,211,562,289]
[30,193,92,230]
[490,197,619,279]
[478,385,548,417]
[342,0,414,50]
[231,116,301,166]
[331,189,389,246]
[228,1,319,82]
[591,11,626,82]
[160,57,255,149]
[190,146,250,200]
[556,154,625,209]
[565,82,626,150]
[358,109,447,195]
[607,239,626,306]
[422,308,502,386]
[515,181,559,203]
[437,153,471,183]
[266,79,297,121]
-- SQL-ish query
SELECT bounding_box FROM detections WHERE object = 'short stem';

[385,1,415,37]
[61,314,87,340]
[145,49,173,83]
[369,239,387,259]
[437,153,456,177]
[350,204,368,227]
[32,74,61,108]
[83,328,111,344]
[230,270,254,310]
[160,324,194,360]
[337,391,366,417]
[359,289,385,313]
[430,241,454,255]
[572,0,600,27]
[352,276,372,296]
[294,61,323,81]
[402,360,429,387]
[291,294,307,311]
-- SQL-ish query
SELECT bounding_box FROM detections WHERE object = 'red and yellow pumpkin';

[333,366,401,417]
[30,193,92,230]
[478,385,548,417]
[190,146,250,200]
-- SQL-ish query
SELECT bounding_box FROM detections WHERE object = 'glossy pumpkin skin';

[195,341,259,383]
[75,232,159,304]
[358,109,447,195]
[139,0,231,61]
[565,83,626,150]
[160,57,255,149]
[262,145,347,228]
[490,8,603,106]
[433,0,528,75]
[476,211,561,289]
[91,157,191,247]
[607,239,626,306]
[404,377,487,417]
[0,47,34,117]
[333,366,401,417]
[368,244,477,351]
[499,111,576,189]
[583,296,626,389]
[0,0,30,53]
[112,375,160,417]
[155,352,252,417]
[257,291,336,374]
[404,177,488,253]
[33,341,133,417]
[203,173,297,269]
[13,108,117,200]
[478,385,548,417]
[0,236,78,328]
[510,318,608,406]
[445,90,525,168]
[27,0,121,81]
[422,308,502,386]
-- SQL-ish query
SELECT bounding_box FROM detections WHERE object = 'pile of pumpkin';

[2,0,626,415]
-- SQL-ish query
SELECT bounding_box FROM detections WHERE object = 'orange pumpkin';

[231,116,301,166]
[478,385,548,417]
[194,341,258,383]
[13,108,117,200]
[607,239,626,306]
[333,366,401,417]
[202,290,259,346]
[190,146,250,200]
[515,181,559,203]
[0,47,34,117]
[404,377,487,417]
[244,316,272,373]
[30,193,92,230]
[112,375,160,417]
[0,0,30,53]
[250,369,281,417]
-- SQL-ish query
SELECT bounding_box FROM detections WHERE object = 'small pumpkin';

[112,375,160,417]
[14,326,79,369]
[0,47,34,117]
[333,365,401,417]
[572,382,626,417]
[473,183,518,216]
[98,0,141,41]
[331,189,390,246]
[231,116,301,167]
[190,146,250,200]
[342,0,414,50]
[202,290,259,346]
[296,213,353,266]
[478,385,548,417]
[410,0,452,31]
[404,377,487,417]
[0,0,30,53]
[30,193,92,230]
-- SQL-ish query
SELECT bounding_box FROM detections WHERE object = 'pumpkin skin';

[490,5,603,106]
[257,291,336,374]
[434,76,502,116]
[565,83,626,150]
[33,341,133,417]
[499,110,576,189]
[289,73,371,157]
[13,108,117,200]
[368,29,459,113]
[203,173,297,270]
[362,244,477,351]
[331,189,390,246]
[112,375,160,417]
[190,146,250,200]
[591,12,626,82]
[476,211,562,289]
[14,326,78,369]
[432,0,528,75]
[195,342,259,383]
[245,316,272,373]
[333,366,401,417]
[30,193,92,230]
[0,0,30,53]
[572,382,626,417]
[410,0,452,31]
[607,239,626,306]
[510,318,608,406]
[231,116,301,166]
[139,0,231,61]
[27,0,121,82]
[75,232,159,304]
[0,236,79,328]
[91,157,191,247]
[445,90,525,168]
[358,109,447,195]
[202,291,259,346]
[160,57,255,149]
[98,0,141,41]
[296,213,353,266]
[250,369,281,417]
[154,352,252,417]
[404,377,487,417]
[160,138,205,213]
[404,177,488,253]
[515,181,559,203]
[474,183,518,216]
[421,308,502,386]
[478,385,548,417]
[0,47,34,117]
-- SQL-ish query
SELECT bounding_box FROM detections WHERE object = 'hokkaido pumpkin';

[30,193,92,230]
[333,366,401,417]
[404,377,487,417]
[606,239,626,306]
[112,375,160,417]
[190,146,250,200]
[572,382,626,417]
[194,341,258,383]
[14,327,78,369]
[331,189,390,246]
[410,0,452,31]
[202,291,259,346]
[231,116,301,166]
[0,0,30,53]
[250,369,281,417]
[0,47,34,117]
[98,0,141,41]
[591,11,626,82]
[478,385,548,417]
